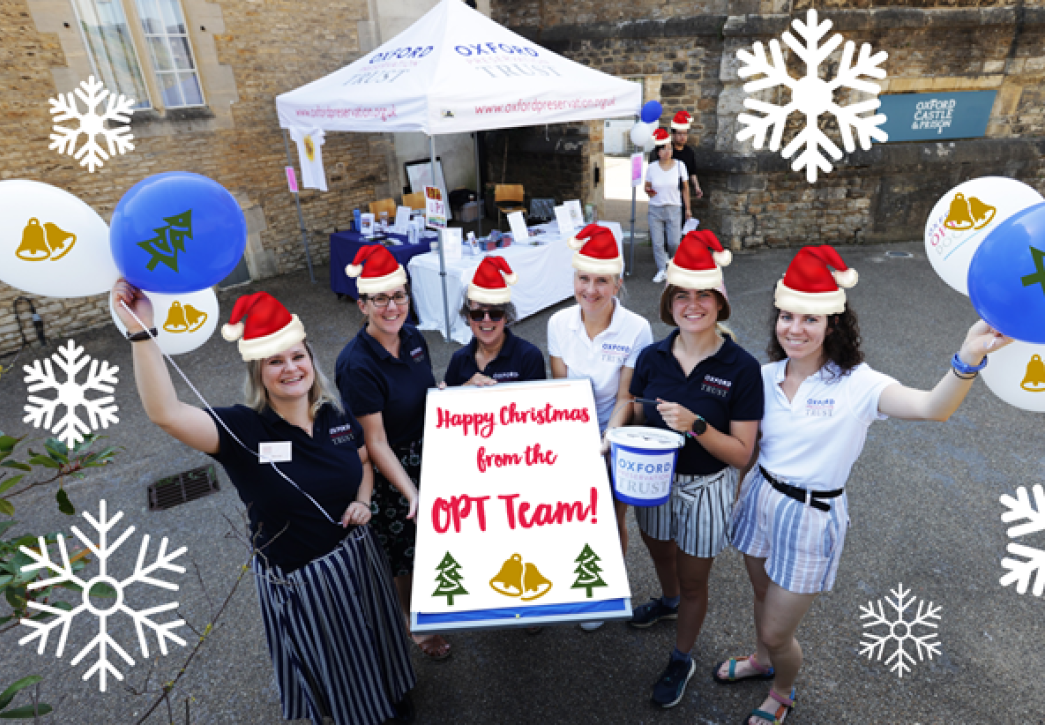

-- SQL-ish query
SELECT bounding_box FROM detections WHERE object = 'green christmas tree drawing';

[433,551,468,606]
[571,544,608,599]
[139,210,193,272]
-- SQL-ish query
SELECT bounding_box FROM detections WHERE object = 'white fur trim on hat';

[222,321,244,342]
[355,266,408,296]
[712,249,732,267]
[345,263,363,278]
[832,268,858,289]
[467,283,512,305]
[236,315,306,362]
[666,262,723,291]
[774,280,847,315]
[572,252,624,276]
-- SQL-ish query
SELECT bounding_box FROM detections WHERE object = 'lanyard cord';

[119,300,339,526]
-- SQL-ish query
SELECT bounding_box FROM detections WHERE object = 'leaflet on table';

[393,206,412,234]
[554,205,575,238]
[565,200,584,229]
[507,211,529,244]
[360,213,375,237]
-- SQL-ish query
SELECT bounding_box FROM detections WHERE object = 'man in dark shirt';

[670,110,703,206]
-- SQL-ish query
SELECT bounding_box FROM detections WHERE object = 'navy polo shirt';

[335,323,436,446]
[444,329,547,387]
[207,403,364,572]
[630,332,764,476]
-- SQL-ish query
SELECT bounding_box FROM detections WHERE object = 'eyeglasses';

[366,292,410,308]
[468,307,506,322]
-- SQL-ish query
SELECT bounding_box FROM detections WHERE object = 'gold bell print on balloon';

[967,196,996,230]
[162,301,189,333]
[1020,354,1045,392]
[182,303,207,333]
[15,218,77,262]
[943,193,974,231]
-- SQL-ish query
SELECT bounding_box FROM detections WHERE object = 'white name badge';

[259,441,292,463]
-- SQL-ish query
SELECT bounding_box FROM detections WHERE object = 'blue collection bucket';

[606,427,685,507]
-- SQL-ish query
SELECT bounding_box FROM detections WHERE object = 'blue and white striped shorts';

[730,467,849,594]
[635,467,736,558]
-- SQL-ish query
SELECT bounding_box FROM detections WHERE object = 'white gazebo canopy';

[276,0,641,134]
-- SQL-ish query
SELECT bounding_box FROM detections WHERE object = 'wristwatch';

[126,328,157,342]
[690,414,708,436]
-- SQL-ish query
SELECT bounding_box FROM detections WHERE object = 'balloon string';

[118,299,339,526]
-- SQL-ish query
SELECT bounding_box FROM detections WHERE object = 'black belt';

[759,466,843,512]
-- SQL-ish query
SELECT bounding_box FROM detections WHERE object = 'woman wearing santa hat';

[715,246,1010,725]
[645,127,691,284]
[626,230,764,708]
[335,244,450,661]
[111,280,416,725]
[444,256,546,387]
[548,224,653,632]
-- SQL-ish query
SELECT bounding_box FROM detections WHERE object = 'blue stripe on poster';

[416,597,628,625]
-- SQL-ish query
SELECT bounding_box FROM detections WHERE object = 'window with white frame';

[70,0,205,110]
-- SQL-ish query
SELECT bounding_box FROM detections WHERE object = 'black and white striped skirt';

[252,524,416,725]
[635,467,736,558]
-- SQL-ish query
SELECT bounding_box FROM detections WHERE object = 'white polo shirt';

[547,300,653,431]
[758,361,897,491]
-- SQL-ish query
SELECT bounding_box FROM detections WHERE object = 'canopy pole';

[431,135,452,340]
[474,132,483,237]
[282,129,316,284]
[628,184,637,276]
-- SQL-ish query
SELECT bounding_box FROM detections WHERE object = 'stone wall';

[0,0,392,355]
[492,0,1045,250]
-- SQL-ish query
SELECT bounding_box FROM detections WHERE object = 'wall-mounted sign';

[879,91,997,143]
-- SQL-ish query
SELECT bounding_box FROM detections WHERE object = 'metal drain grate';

[885,251,914,258]
[148,465,220,511]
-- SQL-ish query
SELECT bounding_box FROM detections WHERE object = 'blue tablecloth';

[328,230,434,299]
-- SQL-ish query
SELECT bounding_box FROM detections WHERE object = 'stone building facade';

[492,0,1045,249]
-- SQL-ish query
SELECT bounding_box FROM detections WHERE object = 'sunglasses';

[468,307,506,322]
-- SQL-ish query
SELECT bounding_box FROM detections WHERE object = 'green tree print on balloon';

[433,551,468,606]
[139,210,192,272]
[571,544,607,598]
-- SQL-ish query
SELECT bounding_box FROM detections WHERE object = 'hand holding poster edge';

[410,379,632,632]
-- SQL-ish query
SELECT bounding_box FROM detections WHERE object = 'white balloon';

[924,177,1044,296]
[110,287,220,356]
[981,340,1045,413]
[630,121,654,148]
[0,180,120,298]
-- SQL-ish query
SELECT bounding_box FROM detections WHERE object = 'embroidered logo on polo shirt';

[701,375,732,398]
[491,371,519,381]
[329,422,357,445]
[600,342,630,364]
[805,398,835,417]
[409,346,426,363]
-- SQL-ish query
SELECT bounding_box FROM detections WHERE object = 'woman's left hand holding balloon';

[112,279,154,333]
[959,320,1013,366]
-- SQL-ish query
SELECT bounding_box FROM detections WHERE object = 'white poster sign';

[554,205,576,239]
[411,379,631,631]
[425,186,447,230]
[565,200,584,229]
[507,211,529,244]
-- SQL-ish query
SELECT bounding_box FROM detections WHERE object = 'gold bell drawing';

[16,219,51,261]
[489,553,524,597]
[943,193,974,231]
[163,301,208,334]
[1020,354,1045,392]
[520,562,553,602]
[967,196,996,230]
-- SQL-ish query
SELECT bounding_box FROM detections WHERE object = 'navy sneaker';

[628,597,679,629]
[651,656,696,708]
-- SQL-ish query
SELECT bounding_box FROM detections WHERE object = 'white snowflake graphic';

[49,75,135,173]
[859,583,941,679]
[17,500,187,692]
[23,340,120,448]
[735,9,888,183]
[1000,484,1045,597]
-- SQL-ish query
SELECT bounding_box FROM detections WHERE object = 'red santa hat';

[667,230,732,291]
[652,128,671,146]
[670,110,692,131]
[221,292,305,361]
[567,224,623,276]
[345,244,408,296]
[774,245,859,315]
[468,256,517,305]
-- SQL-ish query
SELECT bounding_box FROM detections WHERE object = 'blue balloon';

[968,201,1045,344]
[640,100,663,124]
[110,172,246,293]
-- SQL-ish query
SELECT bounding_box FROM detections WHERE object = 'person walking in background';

[718,246,1010,725]
[626,231,763,708]
[645,128,691,284]
[336,245,450,662]
[112,282,416,725]
[670,110,703,204]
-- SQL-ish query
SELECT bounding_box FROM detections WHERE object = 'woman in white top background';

[645,127,691,284]
[719,246,1010,725]
[548,225,653,570]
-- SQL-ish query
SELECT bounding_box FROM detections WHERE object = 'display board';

[410,379,632,632]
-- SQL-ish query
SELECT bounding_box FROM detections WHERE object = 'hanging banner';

[410,379,631,632]
[424,185,447,230]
